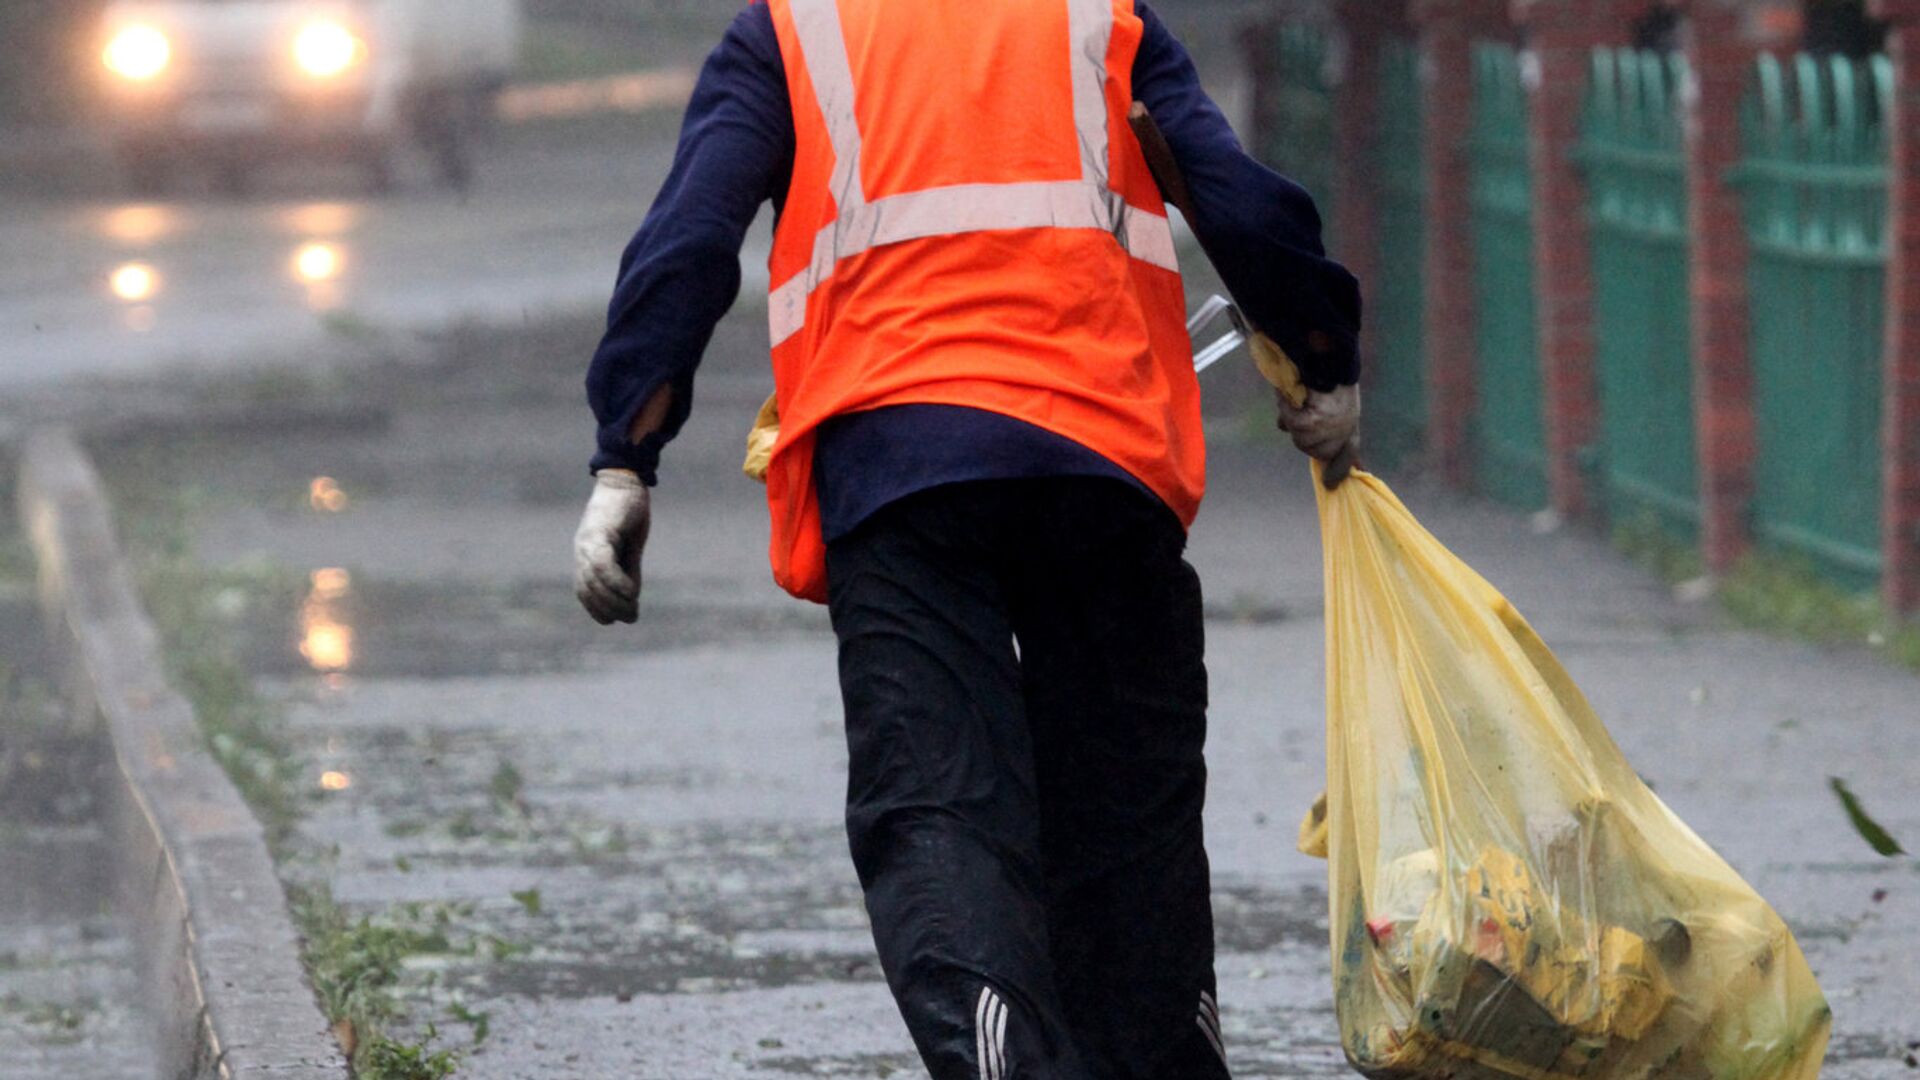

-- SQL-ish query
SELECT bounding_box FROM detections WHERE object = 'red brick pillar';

[1872,0,1920,614]
[1243,11,1279,169]
[1678,0,1763,573]
[1510,0,1624,520]
[1331,0,1398,310]
[1413,0,1510,486]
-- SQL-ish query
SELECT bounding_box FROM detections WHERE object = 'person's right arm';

[584,2,793,483]
[576,3,793,625]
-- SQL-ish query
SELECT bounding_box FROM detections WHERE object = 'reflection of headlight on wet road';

[105,25,171,82]
[300,568,355,675]
[282,203,360,236]
[294,242,343,284]
[294,21,363,79]
[310,476,350,512]
[110,262,160,302]
[100,205,179,245]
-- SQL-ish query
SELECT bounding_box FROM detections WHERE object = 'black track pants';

[825,478,1229,1080]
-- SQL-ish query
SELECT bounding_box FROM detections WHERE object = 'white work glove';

[1277,382,1362,490]
[573,469,651,625]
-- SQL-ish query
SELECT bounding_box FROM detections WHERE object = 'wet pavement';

[0,112,715,390]
[66,294,1920,1079]
[0,0,755,392]
[0,599,154,1080]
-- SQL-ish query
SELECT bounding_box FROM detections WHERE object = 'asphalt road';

[0,113,733,389]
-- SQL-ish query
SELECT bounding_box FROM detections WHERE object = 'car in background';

[98,0,522,194]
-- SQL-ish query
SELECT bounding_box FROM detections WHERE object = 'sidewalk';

[93,305,1920,1078]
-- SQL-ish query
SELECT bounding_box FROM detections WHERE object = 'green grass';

[1613,511,1920,672]
[360,1036,460,1080]
[489,760,527,813]
[1612,512,1705,587]
[0,994,94,1046]
[1720,553,1920,671]
[96,446,498,1077]
[288,886,463,1079]
[104,475,309,845]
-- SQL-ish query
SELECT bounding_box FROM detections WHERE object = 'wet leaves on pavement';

[1831,778,1907,858]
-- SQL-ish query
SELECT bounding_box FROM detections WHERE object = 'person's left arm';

[1131,1,1362,394]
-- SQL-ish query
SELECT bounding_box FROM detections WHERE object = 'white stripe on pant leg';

[976,988,995,1080]
[1198,992,1229,1071]
[984,993,1005,1080]
[993,996,1009,1077]
[1197,1013,1228,1067]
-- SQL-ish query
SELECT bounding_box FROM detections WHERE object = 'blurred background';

[1,2,1915,1078]
[1242,0,1919,617]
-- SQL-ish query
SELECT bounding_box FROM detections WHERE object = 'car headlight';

[294,20,363,79]
[104,25,172,82]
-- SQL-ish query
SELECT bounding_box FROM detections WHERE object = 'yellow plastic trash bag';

[1302,464,1830,1080]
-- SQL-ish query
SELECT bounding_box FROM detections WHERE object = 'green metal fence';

[1366,38,1428,469]
[1468,42,1547,508]
[1580,48,1698,528]
[1738,53,1891,584]
[1254,23,1340,236]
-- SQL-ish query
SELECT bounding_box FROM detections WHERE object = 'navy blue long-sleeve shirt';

[587,2,1361,538]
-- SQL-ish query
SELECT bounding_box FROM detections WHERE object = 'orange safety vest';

[761,0,1203,602]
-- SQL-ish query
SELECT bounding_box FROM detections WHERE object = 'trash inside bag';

[1300,462,1830,1080]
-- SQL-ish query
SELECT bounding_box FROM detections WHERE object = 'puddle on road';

[224,574,827,681]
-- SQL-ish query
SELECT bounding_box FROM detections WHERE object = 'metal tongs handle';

[1188,294,1252,374]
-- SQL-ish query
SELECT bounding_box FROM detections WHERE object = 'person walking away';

[572,2,1362,1076]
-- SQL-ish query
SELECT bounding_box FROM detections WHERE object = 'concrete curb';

[16,428,347,1080]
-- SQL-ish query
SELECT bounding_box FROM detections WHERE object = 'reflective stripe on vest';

[769,0,1180,348]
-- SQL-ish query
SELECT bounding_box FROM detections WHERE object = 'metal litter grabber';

[1188,293,1254,374]
[1129,103,1355,487]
